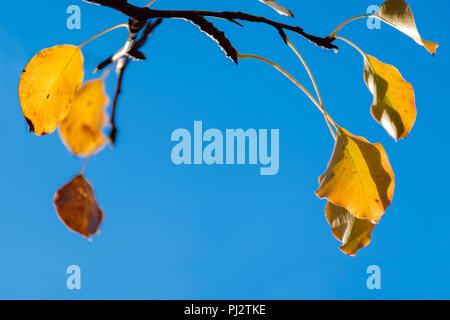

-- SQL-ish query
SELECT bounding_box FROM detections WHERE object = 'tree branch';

[83,0,337,50]
[105,19,163,144]
[109,57,127,145]
[85,0,338,144]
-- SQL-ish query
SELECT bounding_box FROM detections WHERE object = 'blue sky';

[0,0,448,299]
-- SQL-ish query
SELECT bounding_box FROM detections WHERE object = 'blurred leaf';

[376,0,438,55]
[326,202,376,256]
[54,174,103,238]
[316,127,395,223]
[364,55,416,140]
[259,0,294,17]
[18,45,84,135]
[59,79,109,157]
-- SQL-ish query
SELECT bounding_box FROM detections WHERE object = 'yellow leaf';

[54,174,104,238]
[364,55,416,140]
[316,128,395,223]
[376,0,438,55]
[325,202,376,256]
[19,45,84,135]
[59,79,109,157]
[259,0,294,17]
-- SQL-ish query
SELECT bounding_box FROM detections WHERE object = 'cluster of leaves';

[18,0,437,255]
[304,0,436,255]
[19,44,108,237]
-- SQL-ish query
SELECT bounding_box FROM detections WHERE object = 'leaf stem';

[81,157,90,175]
[238,53,337,139]
[286,38,336,137]
[286,39,323,107]
[334,35,366,58]
[329,15,371,38]
[145,0,157,7]
[78,23,129,49]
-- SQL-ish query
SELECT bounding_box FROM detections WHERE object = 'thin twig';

[106,19,163,144]
[110,58,128,145]
[134,18,163,49]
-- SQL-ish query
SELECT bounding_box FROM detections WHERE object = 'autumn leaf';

[325,202,376,256]
[18,45,84,135]
[259,0,294,18]
[59,79,110,157]
[364,55,416,140]
[316,127,395,223]
[376,0,438,55]
[54,174,104,238]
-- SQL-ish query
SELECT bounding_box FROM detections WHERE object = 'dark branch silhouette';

[83,0,338,50]
[110,58,126,145]
[103,18,163,144]
[84,0,338,144]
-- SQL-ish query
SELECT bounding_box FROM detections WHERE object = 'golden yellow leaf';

[325,202,376,256]
[54,174,103,238]
[364,55,416,141]
[259,0,294,17]
[376,0,438,55]
[316,128,395,223]
[59,79,109,157]
[18,45,84,135]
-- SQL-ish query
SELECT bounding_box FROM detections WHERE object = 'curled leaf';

[364,55,416,140]
[326,202,376,256]
[376,0,438,55]
[59,79,110,157]
[189,16,238,63]
[316,128,395,223]
[259,0,294,18]
[19,45,84,135]
[54,174,104,238]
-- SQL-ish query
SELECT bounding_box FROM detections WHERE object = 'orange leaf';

[54,174,104,238]
[364,55,416,140]
[376,0,438,55]
[19,45,84,135]
[325,202,376,256]
[59,79,109,157]
[316,128,395,223]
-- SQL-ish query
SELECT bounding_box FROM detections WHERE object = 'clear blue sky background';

[0,0,448,299]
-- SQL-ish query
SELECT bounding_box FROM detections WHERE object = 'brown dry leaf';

[259,0,294,17]
[59,79,109,157]
[19,45,84,135]
[364,55,416,141]
[376,0,438,55]
[326,202,376,256]
[316,127,395,223]
[54,174,104,238]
